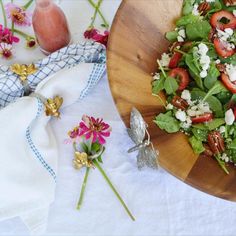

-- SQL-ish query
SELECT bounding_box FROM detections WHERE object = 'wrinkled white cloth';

[0,61,106,235]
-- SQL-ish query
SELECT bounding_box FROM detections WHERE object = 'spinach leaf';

[203,81,227,101]
[192,128,208,141]
[165,31,178,42]
[185,54,204,89]
[189,136,205,154]
[192,118,225,130]
[176,15,199,27]
[216,91,232,104]
[154,112,180,133]
[164,76,178,95]
[228,138,236,150]
[203,64,220,89]
[182,0,195,15]
[152,77,165,94]
[191,89,223,117]
[186,20,211,40]
[220,54,236,65]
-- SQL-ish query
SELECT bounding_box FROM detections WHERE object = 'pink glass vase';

[32,0,71,55]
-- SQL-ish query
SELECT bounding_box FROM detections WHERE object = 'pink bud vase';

[32,0,71,55]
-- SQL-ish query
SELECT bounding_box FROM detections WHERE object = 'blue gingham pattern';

[25,98,57,182]
[0,41,106,109]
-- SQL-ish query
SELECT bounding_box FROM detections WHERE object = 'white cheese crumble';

[177,28,186,42]
[225,109,235,125]
[215,59,221,64]
[166,103,174,110]
[225,64,236,82]
[192,4,199,16]
[233,10,236,17]
[153,73,161,80]
[187,100,211,117]
[181,90,191,104]
[216,28,235,51]
[220,153,230,163]
[159,53,171,67]
[181,117,192,129]
[219,126,226,134]
[175,110,187,122]
[194,43,210,78]
[206,0,215,2]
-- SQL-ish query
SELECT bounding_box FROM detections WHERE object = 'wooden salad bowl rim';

[107,0,236,201]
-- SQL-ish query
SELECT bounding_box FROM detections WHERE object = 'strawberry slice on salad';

[210,10,236,30]
[191,113,213,124]
[169,52,183,69]
[213,38,235,58]
[221,73,236,93]
[168,68,190,91]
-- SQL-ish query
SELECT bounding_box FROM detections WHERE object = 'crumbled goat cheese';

[159,53,171,67]
[206,0,215,2]
[192,4,199,16]
[220,153,230,163]
[233,10,236,17]
[217,28,235,51]
[175,110,187,122]
[226,64,236,82]
[215,59,221,64]
[166,103,174,110]
[177,29,186,42]
[187,101,211,117]
[225,109,235,125]
[181,90,191,104]
[181,117,192,129]
[153,73,161,80]
[219,126,226,134]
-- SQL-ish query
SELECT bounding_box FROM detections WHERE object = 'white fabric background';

[1,1,236,236]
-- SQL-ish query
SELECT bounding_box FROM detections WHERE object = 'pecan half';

[208,28,216,42]
[216,63,226,73]
[198,2,211,16]
[207,131,225,155]
[223,0,236,6]
[202,144,214,157]
[171,95,189,110]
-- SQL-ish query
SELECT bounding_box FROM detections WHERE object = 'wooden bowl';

[107,0,236,201]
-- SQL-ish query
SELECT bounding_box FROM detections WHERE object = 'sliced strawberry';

[213,38,235,58]
[210,10,236,30]
[169,52,183,69]
[191,113,213,123]
[169,68,190,91]
[221,73,236,93]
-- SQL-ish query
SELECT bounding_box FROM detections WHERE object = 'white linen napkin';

[0,57,106,234]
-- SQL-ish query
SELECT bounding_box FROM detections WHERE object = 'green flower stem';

[215,154,229,175]
[89,0,102,28]
[11,22,14,36]
[0,0,7,28]
[87,0,109,29]
[23,0,34,10]
[93,159,135,221]
[77,167,90,210]
[13,28,34,39]
[157,60,167,78]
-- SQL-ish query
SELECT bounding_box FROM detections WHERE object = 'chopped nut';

[198,2,211,16]
[223,0,236,6]
[216,63,226,73]
[202,144,214,157]
[207,131,225,155]
[171,95,189,110]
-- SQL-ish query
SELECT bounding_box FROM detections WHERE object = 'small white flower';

[166,103,173,110]
[225,109,235,125]
[175,110,187,122]
[200,70,208,78]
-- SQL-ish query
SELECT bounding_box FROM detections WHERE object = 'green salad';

[152,0,236,174]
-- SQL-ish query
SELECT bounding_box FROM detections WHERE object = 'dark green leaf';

[164,76,179,95]
[97,155,103,163]
[152,77,165,94]
[203,64,220,89]
[220,54,236,65]
[192,128,208,141]
[154,112,180,133]
[176,14,199,27]
[91,142,101,152]
[186,20,211,40]
[81,143,89,153]
[206,118,225,130]
[189,136,205,154]
[203,81,227,101]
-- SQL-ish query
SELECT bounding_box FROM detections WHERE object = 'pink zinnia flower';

[0,43,13,59]
[68,127,80,139]
[84,28,109,47]
[79,115,111,145]
[84,28,99,39]
[0,24,19,44]
[5,3,32,26]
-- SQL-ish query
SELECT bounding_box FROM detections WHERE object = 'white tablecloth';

[1,1,236,235]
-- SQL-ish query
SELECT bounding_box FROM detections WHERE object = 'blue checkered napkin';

[0,41,106,109]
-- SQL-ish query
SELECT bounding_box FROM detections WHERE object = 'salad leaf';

[192,128,208,141]
[182,0,195,15]
[220,54,236,65]
[154,111,180,133]
[203,81,227,101]
[216,91,232,104]
[189,136,205,154]
[164,76,178,95]
[176,14,199,27]
[203,64,220,89]
[165,31,178,42]
[192,118,225,130]
[152,77,165,94]
[228,138,236,150]
[186,20,211,40]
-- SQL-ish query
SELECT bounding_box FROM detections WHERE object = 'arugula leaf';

[203,64,220,89]
[152,76,165,94]
[228,138,236,150]
[165,31,178,42]
[189,136,205,154]
[164,76,178,95]
[176,14,199,27]
[203,81,227,102]
[186,20,211,40]
[154,111,180,133]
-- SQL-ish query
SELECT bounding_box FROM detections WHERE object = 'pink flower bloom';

[5,3,32,26]
[0,24,19,44]
[84,28,109,47]
[79,115,111,145]
[68,127,80,139]
[0,43,13,59]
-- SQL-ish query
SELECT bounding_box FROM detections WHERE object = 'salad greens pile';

[152,0,236,174]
